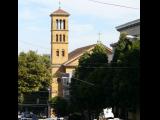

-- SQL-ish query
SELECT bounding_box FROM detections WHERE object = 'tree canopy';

[112,33,140,112]
[69,33,140,119]
[50,96,69,117]
[70,44,110,119]
[18,51,52,103]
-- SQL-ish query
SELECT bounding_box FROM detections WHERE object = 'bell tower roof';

[50,8,70,16]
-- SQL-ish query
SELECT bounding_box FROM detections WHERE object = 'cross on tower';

[59,0,61,9]
[97,32,102,44]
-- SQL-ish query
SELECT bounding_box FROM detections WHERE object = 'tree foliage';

[111,33,140,119]
[18,51,52,103]
[70,33,140,119]
[50,96,69,117]
[70,44,109,119]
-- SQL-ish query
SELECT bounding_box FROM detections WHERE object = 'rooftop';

[68,44,96,61]
[50,8,70,16]
[116,19,140,31]
[67,43,112,62]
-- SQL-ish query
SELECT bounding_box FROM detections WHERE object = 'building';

[50,7,112,101]
[110,19,140,55]
[116,19,140,37]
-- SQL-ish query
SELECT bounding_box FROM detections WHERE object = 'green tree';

[50,96,69,117]
[111,33,140,118]
[18,51,52,103]
[70,44,109,119]
[70,34,140,119]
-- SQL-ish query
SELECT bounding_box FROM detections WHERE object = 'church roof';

[50,8,70,16]
[68,44,96,61]
[63,44,112,66]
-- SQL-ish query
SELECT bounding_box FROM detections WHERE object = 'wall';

[119,25,140,36]
[51,66,65,97]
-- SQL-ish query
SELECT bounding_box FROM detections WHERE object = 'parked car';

[45,117,64,120]
[57,117,64,120]
[45,117,57,120]
[21,118,32,120]
[18,114,22,120]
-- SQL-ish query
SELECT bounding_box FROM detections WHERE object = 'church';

[50,7,113,99]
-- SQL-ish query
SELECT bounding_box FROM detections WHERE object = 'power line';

[58,72,95,86]
[19,40,50,50]
[78,66,138,69]
[88,0,139,10]
[72,77,95,86]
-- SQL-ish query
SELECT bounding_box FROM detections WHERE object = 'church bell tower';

[50,8,70,65]
[50,8,70,98]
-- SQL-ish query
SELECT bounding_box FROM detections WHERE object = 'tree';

[70,43,109,120]
[111,33,140,118]
[70,35,140,119]
[18,51,52,103]
[50,96,69,117]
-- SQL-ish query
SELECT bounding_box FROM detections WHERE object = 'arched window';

[60,35,62,42]
[60,20,62,29]
[63,35,65,42]
[61,20,63,30]
[56,19,58,29]
[56,49,59,56]
[62,49,65,56]
[56,34,58,42]
[63,20,65,29]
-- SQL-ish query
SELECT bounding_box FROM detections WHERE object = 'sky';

[18,0,140,54]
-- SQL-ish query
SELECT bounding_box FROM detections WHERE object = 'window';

[62,50,65,56]
[63,20,65,29]
[63,35,65,42]
[60,35,62,42]
[56,19,58,29]
[60,19,62,29]
[56,50,59,56]
[62,77,69,86]
[56,34,58,42]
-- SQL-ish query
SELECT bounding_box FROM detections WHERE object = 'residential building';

[116,19,140,37]
[110,19,140,55]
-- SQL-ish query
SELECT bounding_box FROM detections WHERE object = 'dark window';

[60,19,62,29]
[62,50,65,56]
[60,35,62,42]
[63,20,66,29]
[56,34,58,42]
[63,35,65,42]
[56,50,59,56]
[56,19,58,29]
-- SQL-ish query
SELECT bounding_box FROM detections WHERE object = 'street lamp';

[48,88,51,118]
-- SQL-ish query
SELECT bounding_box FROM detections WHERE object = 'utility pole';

[48,88,51,118]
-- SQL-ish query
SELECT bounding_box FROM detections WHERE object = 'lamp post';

[48,88,51,118]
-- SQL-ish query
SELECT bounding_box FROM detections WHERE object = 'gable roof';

[68,44,96,61]
[63,43,112,66]
[50,8,70,16]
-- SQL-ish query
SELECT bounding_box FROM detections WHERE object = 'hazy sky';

[18,0,140,54]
